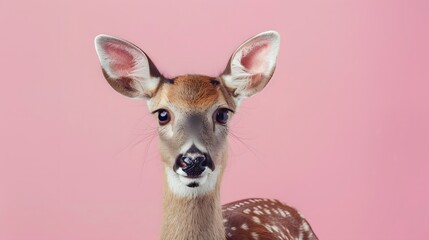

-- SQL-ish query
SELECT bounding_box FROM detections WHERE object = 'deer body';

[223,199,317,240]
[95,31,318,240]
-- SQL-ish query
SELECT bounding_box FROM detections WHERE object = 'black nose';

[174,145,214,177]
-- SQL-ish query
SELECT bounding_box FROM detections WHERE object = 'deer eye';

[215,108,230,125]
[157,109,170,125]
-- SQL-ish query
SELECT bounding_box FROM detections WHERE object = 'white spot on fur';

[264,224,273,233]
[252,216,261,224]
[251,232,259,240]
[278,208,290,217]
[298,229,304,239]
[272,225,280,232]
[301,221,310,232]
[241,223,249,230]
[280,231,287,239]
[253,209,264,215]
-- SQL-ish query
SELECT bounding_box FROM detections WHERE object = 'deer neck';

[160,169,226,240]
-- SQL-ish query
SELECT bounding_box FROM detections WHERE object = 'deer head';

[94,31,280,198]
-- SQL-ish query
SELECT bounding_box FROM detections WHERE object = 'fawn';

[95,31,318,240]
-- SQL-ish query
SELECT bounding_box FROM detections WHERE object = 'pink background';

[1,0,428,239]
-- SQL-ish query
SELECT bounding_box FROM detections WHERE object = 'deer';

[94,31,318,240]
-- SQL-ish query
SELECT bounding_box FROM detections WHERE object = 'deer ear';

[221,31,280,99]
[94,34,162,99]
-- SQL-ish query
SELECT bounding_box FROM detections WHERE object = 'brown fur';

[223,199,318,240]
[165,75,221,109]
[149,74,236,114]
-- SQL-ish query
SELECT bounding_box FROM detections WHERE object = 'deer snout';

[178,154,207,177]
[174,145,214,178]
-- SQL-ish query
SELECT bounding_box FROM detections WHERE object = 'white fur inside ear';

[223,31,280,98]
[94,34,160,97]
[95,35,150,79]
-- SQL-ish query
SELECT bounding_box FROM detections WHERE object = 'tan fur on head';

[166,75,222,109]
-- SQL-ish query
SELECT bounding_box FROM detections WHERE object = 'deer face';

[95,31,280,197]
[148,75,235,196]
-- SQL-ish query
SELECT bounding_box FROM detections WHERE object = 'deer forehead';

[152,75,229,110]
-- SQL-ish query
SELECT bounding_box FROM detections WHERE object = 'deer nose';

[178,153,207,177]
[182,154,207,174]
[174,145,214,177]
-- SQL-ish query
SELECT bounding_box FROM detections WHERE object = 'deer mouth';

[176,167,210,187]
[183,175,202,179]
[164,165,221,196]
